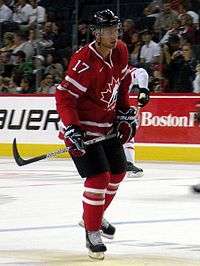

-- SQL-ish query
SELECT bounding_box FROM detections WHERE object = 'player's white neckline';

[88,41,113,69]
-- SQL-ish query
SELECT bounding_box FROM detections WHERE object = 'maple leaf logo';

[101,77,120,110]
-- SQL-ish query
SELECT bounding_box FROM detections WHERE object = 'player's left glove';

[64,125,86,157]
[115,107,137,144]
[138,88,150,107]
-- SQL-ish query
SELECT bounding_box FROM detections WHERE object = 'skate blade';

[127,171,144,178]
[88,250,105,260]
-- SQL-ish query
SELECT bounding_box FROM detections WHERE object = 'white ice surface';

[0,158,200,264]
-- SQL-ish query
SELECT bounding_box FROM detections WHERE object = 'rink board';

[0,94,200,162]
[1,143,200,163]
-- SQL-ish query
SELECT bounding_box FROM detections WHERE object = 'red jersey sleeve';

[55,48,93,126]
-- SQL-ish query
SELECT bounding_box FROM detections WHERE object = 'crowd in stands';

[0,0,200,94]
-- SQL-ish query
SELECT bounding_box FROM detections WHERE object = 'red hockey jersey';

[55,40,130,139]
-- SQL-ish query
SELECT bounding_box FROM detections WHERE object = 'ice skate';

[191,184,200,193]
[101,218,116,239]
[79,218,116,239]
[126,161,143,177]
[86,230,107,260]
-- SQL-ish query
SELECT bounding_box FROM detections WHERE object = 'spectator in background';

[0,76,11,92]
[150,63,169,92]
[4,0,14,9]
[44,52,63,83]
[178,3,199,29]
[144,1,161,17]
[51,21,71,51]
[0,0,13,22]
[193,63,200,93]
[179,13,196,44]
[160,34,181,65]
[38,21,54,52]
[122,19,136,52]
[143,0,184,16]
[12,30,34,62]
[0,32,16,52]
[28,28,41,54]
[17,76,34,93]
[12,50,33,87]
[29,0,46,28]
[38,73,56,93]
[154,0,178,37]
[78,20,93,48]
[159,18,182,45]
[140,29,160,65]
[13,0,33,25]
[166,44,196,92]
[0,50,13,77]
[129,32,143,66]
[42,21,55,40]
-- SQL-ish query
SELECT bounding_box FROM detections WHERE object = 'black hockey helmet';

[90,9,121,31]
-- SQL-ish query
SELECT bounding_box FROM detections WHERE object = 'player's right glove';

[64,125,86,157]
[138,88,150,107]
[115,107,137,144]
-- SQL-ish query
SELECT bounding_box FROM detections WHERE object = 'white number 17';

[72,60,89,73]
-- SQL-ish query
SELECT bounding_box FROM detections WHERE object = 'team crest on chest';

[101,77,120,110]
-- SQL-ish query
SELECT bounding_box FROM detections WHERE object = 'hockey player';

[124,67,149,177]
[55,9,149,260]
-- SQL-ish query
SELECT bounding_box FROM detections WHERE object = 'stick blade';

[12,138,46,166]
[12,138,27,166]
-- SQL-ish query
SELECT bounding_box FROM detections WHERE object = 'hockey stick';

[13,106,141,166]
[13,133,116,166]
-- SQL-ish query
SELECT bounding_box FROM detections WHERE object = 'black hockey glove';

[115,107,137,144]
[138,88,150,107]
[195,112,200,124]
[194,103,200,125]
[64,125,86,157]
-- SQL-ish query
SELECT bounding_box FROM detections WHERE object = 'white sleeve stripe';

[57,84,67,91]
[106,190,117,195]
[122,65,128,73]
[82,197,105,206]
[80,121,113,127]
[84,187,106,194]
[65,75,87,92]
[67,89,79,98]
[121,68,130,80]
[85,131,104,137]
[57,85,79,98]
[109,182,121,187]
